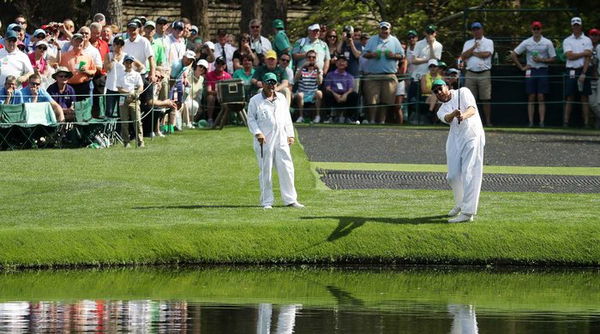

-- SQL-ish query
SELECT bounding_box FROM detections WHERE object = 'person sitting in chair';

[0,76,24,105]
[19,73,65,122]
[205,56,232,127]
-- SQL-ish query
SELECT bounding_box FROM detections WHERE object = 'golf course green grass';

[1,127,599,268]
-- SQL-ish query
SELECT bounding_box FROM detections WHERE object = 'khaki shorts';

[362,74,397,105]
[465,70,491,100]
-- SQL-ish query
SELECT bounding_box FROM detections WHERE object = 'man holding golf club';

[432,79,485,223]
[247,72,304,209]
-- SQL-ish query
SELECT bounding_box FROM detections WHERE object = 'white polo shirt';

[462,36,494,72]
[513,35,556,69]
[117,69,143,93]
[0,48,34,88]
[213,42,237,74]
[123,35,154,74]
[562,33,593,69]
[411,38,443,80]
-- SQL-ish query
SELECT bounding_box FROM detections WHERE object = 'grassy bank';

[1,127,599,268]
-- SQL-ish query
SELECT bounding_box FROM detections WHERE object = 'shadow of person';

[326,285,365,307]
[132,204,261,210]
[301,215,447,242]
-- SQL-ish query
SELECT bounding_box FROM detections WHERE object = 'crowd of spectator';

[0,13,599,149]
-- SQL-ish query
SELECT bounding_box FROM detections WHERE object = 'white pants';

[255,141,297,206]
[446,136,484,215]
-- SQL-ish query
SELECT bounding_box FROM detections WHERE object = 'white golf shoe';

[263,205,273,210]
[448,207,461,217]
[448,213,473,223]
[313,115,321,123]
[287,202,305,208]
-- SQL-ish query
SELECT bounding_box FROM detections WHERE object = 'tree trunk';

[240,0,261,34]
[182,0,209,41]
[261,0,288,36]
[90,0,123,27]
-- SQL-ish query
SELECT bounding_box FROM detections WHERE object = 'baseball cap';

[215,56,226,64]
[33,29,46,37]
[34,41,49,49]
[7,23,21,32]
[471,22,483,29]
[447,68,460,75]
[431,79,446,88]
[128,19,142,28]
[265,49,277,59]
[203,41,215,50]
[379,21,391,29]
[308,23,320,31]
[71,33,84,41]
[144,20,156,29]
[273,19,284,29]
[571,17,582,26]
[263,72,278,84]
[407,29,418,37]
[5,30,18,40]
[589,28,600,36]
[156,17,169,25]
[184,50,196,59]
[124,55,135,62]
[196,59,209,68]
[336,54,348,61]
[172,21,185,30]
[437,61,447,68]
[531,21,543,29]
[425,24,436,34]
[112,36,125,45]
[217,29,227,36]
[428,59,438,67]
[190,25,198,34]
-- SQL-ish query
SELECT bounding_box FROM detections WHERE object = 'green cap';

[273,19,284,29]
[437,61,447,68]
[407,29,417,37]
[425,24,437,33]
[263,72,278,83]
[432,79,446,87]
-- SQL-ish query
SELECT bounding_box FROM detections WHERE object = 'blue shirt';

[0,87,24,104]
[362,34,404,74]
[324,69,355,94]
[46,82,76,109]
[19,86,54,103]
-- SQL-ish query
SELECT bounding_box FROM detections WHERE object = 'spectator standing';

[248,19,272,65]
[292,24,330,74]
[361,21,404,124]
[337,26,363,77]
[323,55,359,123]
[421,59,443,117]
[411,25,442,81]
[0,76,24,104]
[183,59,206,127]
[213,29,237,75]
[101,25,114,50]
[117,55,144,148]
[15,16,31,52]
[233,54,256,99]
[47,67,75,121]
[59,33,96,101]
[433,79,485,223]
[123,19,156,82]
[20,73,65,122]
[293,50,323,123]
[272,19,291,59]
[205,56,232,126]
[232,33,258,70]
[510,21,556,127]
[0,30,34,89]
[103,36,127,117]
[562,17,593,127]
[143,21,167,71]
[325,29,341,73]
[28,41,52,87]
[279,53,294,89]
[461,22,494,126]
[251,50,290,101]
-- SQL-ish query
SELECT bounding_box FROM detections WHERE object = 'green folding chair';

[74,98,93,123]
[23,102,59,148]
[0,104,25,150]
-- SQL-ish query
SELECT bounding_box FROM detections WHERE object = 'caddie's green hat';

[263,72,278,83]
[407,30,417,37]
[431,79,446,88]
[273,19,285,29]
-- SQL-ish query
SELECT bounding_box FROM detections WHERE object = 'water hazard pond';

[1,266,599,333]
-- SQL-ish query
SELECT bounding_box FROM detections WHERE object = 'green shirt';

[149,39,166,67]
[251,65,288,96]
[273,30,291,57]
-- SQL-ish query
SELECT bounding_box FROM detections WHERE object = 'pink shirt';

[28,52,48,74]
[205,70,232,90]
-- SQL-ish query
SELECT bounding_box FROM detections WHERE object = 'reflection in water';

[449,304,478,334]
[256,304,301,334]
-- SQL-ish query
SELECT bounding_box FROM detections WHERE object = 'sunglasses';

[56,74,69,78]
[36,46,48,51]
[280,58,290,62]
[80,32,90,35]
[328,35,337,38]
[306,56,316,59]
[251,25,260,29]
[29,82,41,87]
[265,80,277,85]
[432,87,444,94]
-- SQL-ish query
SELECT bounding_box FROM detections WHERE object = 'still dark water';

[1,267,599,333]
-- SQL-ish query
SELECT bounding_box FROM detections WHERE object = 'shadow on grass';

[302,215,447,242]
[132,204,261,209]
[327,285,365,307]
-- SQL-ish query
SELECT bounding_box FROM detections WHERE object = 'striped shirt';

[297,68,319,93]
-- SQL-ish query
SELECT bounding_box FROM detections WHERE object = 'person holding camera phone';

[294,50,323,123]
[337,25,363,77]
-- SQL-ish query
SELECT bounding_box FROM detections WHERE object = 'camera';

[343,25,354,38]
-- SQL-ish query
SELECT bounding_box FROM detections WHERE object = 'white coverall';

[437,87,485,215]
[247,91,298,206]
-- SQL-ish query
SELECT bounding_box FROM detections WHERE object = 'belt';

[566,67,583,71]
[467,69,490,74]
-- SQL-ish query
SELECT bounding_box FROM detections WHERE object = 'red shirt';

[205,70,232,90]
[91,39,110,74]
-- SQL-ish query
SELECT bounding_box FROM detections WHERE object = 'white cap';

[308,23,320,31]
[379,21,391,29]
[196,59,209,68]
[33,29,46,37]
[203,41,215,50]
[427,59,438,67]
[34,41,49,49]
[571,17,582,25]
[184,50,196,59]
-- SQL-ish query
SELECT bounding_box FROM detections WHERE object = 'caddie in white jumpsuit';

[247,72,304,209]
[433,79,485,223]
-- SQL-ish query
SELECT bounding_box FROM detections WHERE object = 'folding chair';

[214,79,247,130]
[23,102,59,148]
[95,95,122,145]
[0,104,25,150]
